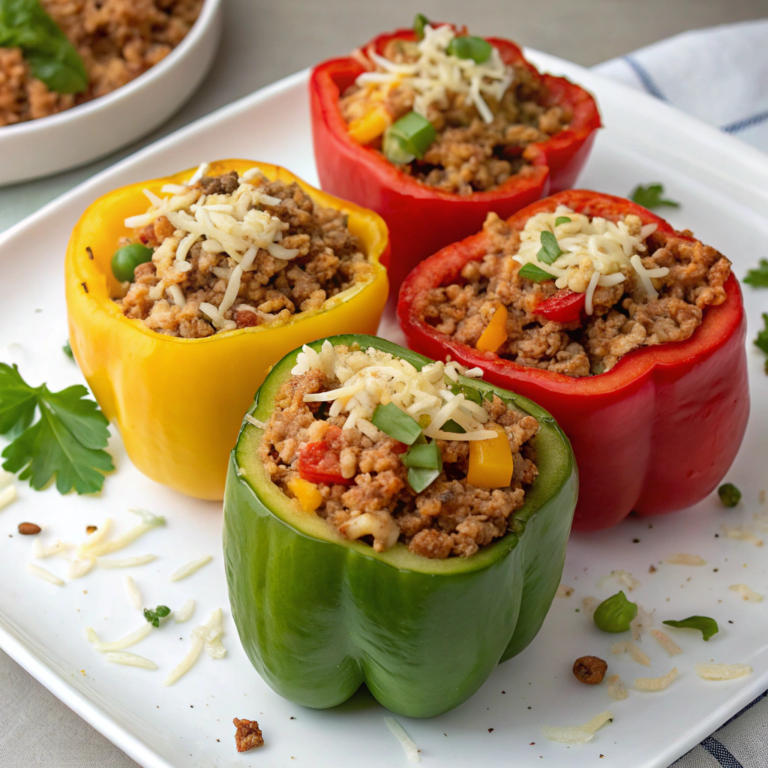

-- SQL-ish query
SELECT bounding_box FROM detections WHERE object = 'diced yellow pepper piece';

[348,106,391,145]
[476,304,508,353]
[287,477,323,513]
[467,424,514,489]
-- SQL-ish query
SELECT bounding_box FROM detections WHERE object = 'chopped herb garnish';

[518,263,553,283]
[402,440,443,471]
[537,231,563,265]
[143,605,172,628]
[383,111,437,164]
[663,616,719,641]
[441,419,466,434]
[448,381,482,406]
[0,364,113,494]
[407,466,441,493]
[63,341,73,359]
[744,258,768,287]
[554,216,572,226]
[630,183,680,210]
[446,35,493,64]
[755,313,768,373]
[413,12,430,40]
[371,402,423,445]
[717,483,741,508]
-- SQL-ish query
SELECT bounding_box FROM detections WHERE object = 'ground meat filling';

[0,0,203,127]
[339,32,570,195]
[115,171,373,338]
[421,212,732,376]
[259,362,539,559]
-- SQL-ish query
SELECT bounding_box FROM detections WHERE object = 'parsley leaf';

[663,615,719,642]
[0,364,113,494]
[144,605,172,628]
[744,258,768,288]
[63,340,73,359]
[537,230,563,265]
[756,313,768,374]
[630,183,680,210]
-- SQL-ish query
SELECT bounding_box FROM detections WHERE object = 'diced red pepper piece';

[298,426,355,486]
[535,289,586,322]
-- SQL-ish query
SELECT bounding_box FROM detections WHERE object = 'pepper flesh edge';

[65,160,389,500]
[398,189,749,531]
[222,334,577,716]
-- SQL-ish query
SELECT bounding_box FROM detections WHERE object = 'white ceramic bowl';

[0,0,222,187]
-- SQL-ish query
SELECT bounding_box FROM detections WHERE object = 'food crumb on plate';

[233,718,264,752]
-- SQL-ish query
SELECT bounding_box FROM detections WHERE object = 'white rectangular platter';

[1,51,767,768]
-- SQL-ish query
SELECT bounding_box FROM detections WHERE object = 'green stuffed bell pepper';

[223,335,577,718]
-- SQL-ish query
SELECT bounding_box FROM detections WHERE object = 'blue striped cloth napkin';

[596,19,768,767]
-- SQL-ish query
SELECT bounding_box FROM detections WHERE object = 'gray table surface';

[1,0,766,765]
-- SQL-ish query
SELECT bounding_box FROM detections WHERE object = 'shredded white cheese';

[77,518,113,558]
[513,205,664,312]
[293,341,496,442]
[729,584,763,602]
[383,717,421,763]
[27,563,64,586]
[169,555,212,582]
[174,599,196,623]
[88,622,153,652]
[695,663,752,681]
[124,576,143,610]
[607,674,628,701]
[191,608,227,659]
[106,651,157,670]
[722,525,763,547]
[650,629,682,657]
[597,569,641,592]
[357,24,513,125]
[244,414,266,429]
[96,554,156,569]
[612,641,651,667]
[88,509,165,557]
[32,539,68,559]
[0,483,18,511]
[664,553,706,566]
[163,636,204,686]
[630,605,655,641]
[542,711,613,744]
[68,557,95,579]
[635,667,678,691]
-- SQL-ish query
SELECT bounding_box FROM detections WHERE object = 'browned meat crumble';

[573,656,608,685]
[115,172,373,338]
[258,359,539,559]
[0,0,203,127]
[421,212,732,376]
[339,36,570,195]
[233,718,264,752]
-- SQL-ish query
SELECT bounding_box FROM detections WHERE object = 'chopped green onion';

[537,231,563,265]
[372,402,423,445]
[407,466,441,493]
[441,419,466,434]
[63,341,73,359]
[663,616,719,642]
[518,263,553,283]
[446,36,493,64]
[717,483,741,508]
[413,13,430,40]
[555,216,572,226]
[402,441,443,471]
[448,381,482,406]
[383,111,437,163]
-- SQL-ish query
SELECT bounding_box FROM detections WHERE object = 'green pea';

[717,483,741,508]
[111,243,154,282]
[593,590,638,633]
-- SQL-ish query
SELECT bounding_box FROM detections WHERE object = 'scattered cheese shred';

[729,584,763,602]
[695,663,753,681]
[597,570,641,592]
[650,629,682,656]
[612,641,651,667]
[77,518,113,557]
[68,557,95,579]
[174,599,196,623]
[383,717,421,763]
[664,553,706,566]
[244,414,266,429]
[27,563,64,586]
[96,554,156,569]
[722,525,763,547]
[89,509,166,557]
[542,710,613,744]
[0,483,18,511]
[32,539,68,559]
[630,605,654,641]
[88,622,152,652]
[555,584,574,598]
[607,674,628,701]
[163,635,204,686]
[106,652,158,670]
[192,608,227,659]
[169,555,212,582]
[124,576,143,609]
[635,667,678,691]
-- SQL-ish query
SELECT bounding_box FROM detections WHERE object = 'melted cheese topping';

[356,24,514,124]
[513,205,668,314]
[292,341,495,441]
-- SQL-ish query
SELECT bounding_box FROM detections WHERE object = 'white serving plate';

[1,52,767,768]
[0,0,222,187]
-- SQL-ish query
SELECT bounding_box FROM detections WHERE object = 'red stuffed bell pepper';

[398,190,749,531]
[310,20,601,293]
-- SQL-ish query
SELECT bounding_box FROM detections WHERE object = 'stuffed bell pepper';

[310,16,601,292]
[223,335,577,717]
[399,190,749,531]
[65,160,389,500]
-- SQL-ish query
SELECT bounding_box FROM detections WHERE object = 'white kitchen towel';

[595,19,768,154]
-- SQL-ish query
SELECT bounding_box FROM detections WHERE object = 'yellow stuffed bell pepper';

[64,160,389,500]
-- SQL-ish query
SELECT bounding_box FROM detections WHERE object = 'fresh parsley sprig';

[144,605,171,628]
[755,313,768,374]
[0,363,113,494]
[630,183,680,210]
[744,258,768,288]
